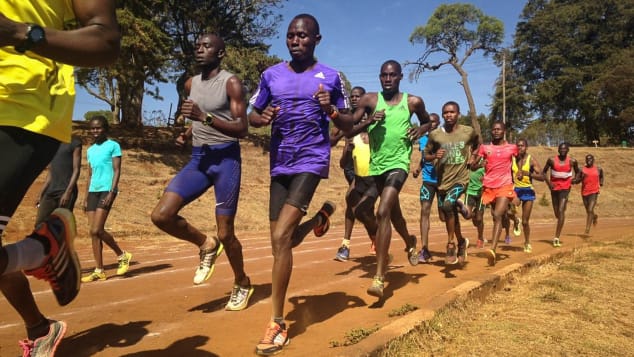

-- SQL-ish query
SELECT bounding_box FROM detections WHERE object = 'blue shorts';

[166,142,241,216]
[515,187,536,201]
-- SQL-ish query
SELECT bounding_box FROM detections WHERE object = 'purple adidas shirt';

[250,62,348,178]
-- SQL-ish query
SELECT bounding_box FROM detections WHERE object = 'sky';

[74,0,527,122]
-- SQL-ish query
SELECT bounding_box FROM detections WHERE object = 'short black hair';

[90,115,109,132]
[292,13,320,35]
[442,101,460,113]
[381,59,402,74]
[351,86,366,94]
[492,120,506,129]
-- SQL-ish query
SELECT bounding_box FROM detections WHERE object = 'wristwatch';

[15,24,46,53]
[203,112,215,126]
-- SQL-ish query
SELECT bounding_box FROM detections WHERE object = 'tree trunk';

[453,63,482,143]
[118,77,145,128]
[112,85,121,124]
[174,72,189,123]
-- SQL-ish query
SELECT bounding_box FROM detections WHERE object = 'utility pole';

[502,50,507,141]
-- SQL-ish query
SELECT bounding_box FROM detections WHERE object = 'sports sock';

[341,239,351,247]
[3,239,46,274]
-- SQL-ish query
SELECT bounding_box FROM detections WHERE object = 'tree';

[520,120,582,147]
[511,0,634,144]
[76,0,286,128]
[116,3,174,128]
[407,3,504,140]
[76,1,174,128]
[585,48,634,143]
[83,110,115,123]
[223,46,282,98]
[158,0,285,119]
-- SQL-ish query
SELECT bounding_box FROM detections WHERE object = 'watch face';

[29,25,46,43]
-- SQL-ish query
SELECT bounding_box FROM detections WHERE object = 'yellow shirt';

[352,133,371,177]
[512,154,533,188]
[0,0,77,142]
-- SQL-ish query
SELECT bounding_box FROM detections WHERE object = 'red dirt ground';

[1,216,630,356]
[1,138,632,356]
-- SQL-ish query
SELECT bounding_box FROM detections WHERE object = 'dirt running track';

[1,217,631,356]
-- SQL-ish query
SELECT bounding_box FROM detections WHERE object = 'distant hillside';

[6,125,633,245]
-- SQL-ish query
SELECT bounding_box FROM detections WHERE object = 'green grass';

[329,326,379,347]
[388,303,419,317]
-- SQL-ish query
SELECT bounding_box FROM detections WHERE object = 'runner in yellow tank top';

[511,139,544,253]
[0,2,120,355]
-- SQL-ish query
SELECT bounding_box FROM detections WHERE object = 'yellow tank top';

[0,0,77,142]
[352,133,371,177]
[512,154,533,188]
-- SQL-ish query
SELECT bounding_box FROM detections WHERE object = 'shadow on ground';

[120,336,218,357]
[286,291,366,337]
[57,320,151,357]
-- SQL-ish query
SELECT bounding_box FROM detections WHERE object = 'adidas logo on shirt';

[314,72,325,79]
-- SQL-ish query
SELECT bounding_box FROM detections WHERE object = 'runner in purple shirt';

[250,61,348,177]
[248,13,353,356]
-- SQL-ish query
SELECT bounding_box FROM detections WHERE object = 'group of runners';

[1,5,605,357]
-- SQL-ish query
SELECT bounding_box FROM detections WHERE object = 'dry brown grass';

[378,238,634,356]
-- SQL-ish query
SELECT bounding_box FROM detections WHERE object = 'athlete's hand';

[101,191,116,207]
[180,99,204,122]
[412,166,422,178]
[370,109,385,122]
[175,134,186,147]
[435,148,447,160]
[407,126,424,141]
[313,83,333,114]
[256,106,280,126]
[59,192,71,207]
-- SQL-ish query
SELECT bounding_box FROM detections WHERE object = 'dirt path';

[1,217,630,357]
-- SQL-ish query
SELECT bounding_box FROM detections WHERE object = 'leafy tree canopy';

[510,0,634,144]
[408,3,504,139]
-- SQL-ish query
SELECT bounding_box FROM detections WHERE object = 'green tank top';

[368,92,412,175]
[466,167,485,196]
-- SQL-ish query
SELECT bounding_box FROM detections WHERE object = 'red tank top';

[581,165,600,196]
[551,156,572,190]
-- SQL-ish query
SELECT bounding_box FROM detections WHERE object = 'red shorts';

[481,184,517,205]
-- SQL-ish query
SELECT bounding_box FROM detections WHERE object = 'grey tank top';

[190,70,238,147]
